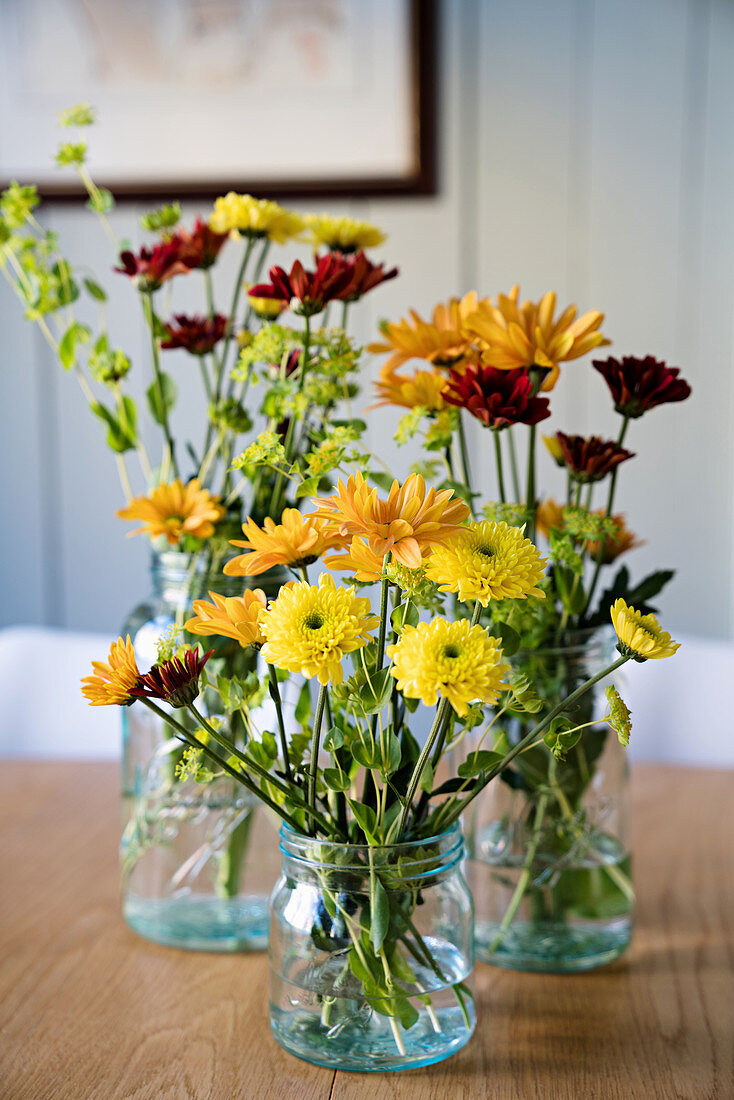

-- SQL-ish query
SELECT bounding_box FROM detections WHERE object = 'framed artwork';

[0,0,435,199]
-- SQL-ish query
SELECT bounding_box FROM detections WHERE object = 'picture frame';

[0,0,436,201]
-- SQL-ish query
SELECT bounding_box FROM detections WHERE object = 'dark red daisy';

[177,217,229,270]
[334,250,398,303]
[115,239,190,292]
[161,313,228,356]
[443,364,551,429]
[248,254,356,316]
[593,355,691,418]
[132,647,213,709]
[554,432,635,483]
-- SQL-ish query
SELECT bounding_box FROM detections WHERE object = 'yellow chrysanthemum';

[425,521,546,607]
[117,479,225,545]
[260,573,379,685]
[387,619,509,716]
[81,635,140,706]
[305,213,386,252]
[464,286,608,391]
[367,291,487,373]
[310,472,470,570]
[610,598,680,661]
[185,588,267,647]
[209,192,305,242]
[224,509,342,577]
[369,363,448,411]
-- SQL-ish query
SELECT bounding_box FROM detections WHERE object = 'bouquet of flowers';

[0,103,398,947]
[82,471,678,1068]
[369,287,691,970]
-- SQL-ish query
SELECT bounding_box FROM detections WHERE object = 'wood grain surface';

[0,762,732,1099]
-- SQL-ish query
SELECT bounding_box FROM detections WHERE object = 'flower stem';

[397,697,452,839]
[507,427,521,500]
[434,654,630,831]
[493,430,506,504]
[485,792,549,954]
[456,413,474,515]
[268,664,291,781]
[142,290,178,477]
[308,684,328,822]
[581,415,631,621]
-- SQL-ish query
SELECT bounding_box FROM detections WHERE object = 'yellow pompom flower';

[117,479,225,545]
[387,619,509,716]
[610,598,680,661]
[464,286,608,391]
[425,521,547,607]
[260,573,379,685]
[185,589,267,647]
[209,192,305,242]
[81,635,141,706]
[224,509,342,577]
[305,213,386,252]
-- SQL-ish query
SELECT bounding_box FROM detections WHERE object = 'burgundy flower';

[248,254,356,316]
[132,647,212,709]
[115,239,190,292]
[554,432,635,483]
[443,364,551,429]
[334,250,398,303]
[593,355,692,418]
[161,313,228,356]
[177,217,228,270]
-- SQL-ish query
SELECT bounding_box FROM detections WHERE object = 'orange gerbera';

[367,291,485,373]
[587,513,643,563]
[310,472,470,570]
[185,588,267,647]
[464,286,608,390]
[370,363,449,411]
[535,498,566,538]
[81,635,141,706]
[224,509,341,577]
[117,479,225,545]
[324,536,386,582]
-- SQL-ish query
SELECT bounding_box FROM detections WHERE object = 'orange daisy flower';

[464,286,608,391]
[117,479,225,545]
[324,536,386,582]
[587,513,643,563]
[185,588,267,647]
[367,291,485,373]
[535,498,566,538]
[369,363,449,412]
[224,509,341,577]
[81,635,141,706]
[310,472,470,570]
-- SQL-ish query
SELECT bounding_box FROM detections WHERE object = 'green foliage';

[58,102,96,127]
[146,373,177,425]
[140,202,182,234]
[587,565,675,627]
[58,322,91,370]
[1,182,39,228]
[55,142,87,167]
[544,716,582,761]
[90,396,138,453]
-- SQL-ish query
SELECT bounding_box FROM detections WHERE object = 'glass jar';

[269,824,476,1072]
[121,550,288,952]
[465,628,632,972]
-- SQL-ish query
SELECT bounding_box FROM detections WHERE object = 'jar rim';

[517,624,615,659]
[279,822,465,878]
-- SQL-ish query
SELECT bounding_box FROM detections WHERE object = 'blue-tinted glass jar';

[120,550,287,951]
[269,823,475,1072]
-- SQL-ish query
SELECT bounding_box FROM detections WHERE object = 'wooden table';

[1,763,732,1099]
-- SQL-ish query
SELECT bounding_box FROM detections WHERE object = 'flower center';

[475,543,495,559]
[442,644,461,659]
[303,611,325,630]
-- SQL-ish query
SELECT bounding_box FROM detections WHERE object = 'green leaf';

[348,800,378,843]
[58,322,90,370]
[52,261,79,306]
[368,471,395,493]
[295,475,321,500]
[83,277,107,302]
[391,601,419,632]
[369,873,390,952]
[544,716,581,761]
[89,400,136,453]
[457,750,504,778]
[357,667,393,715]
[146,372,177,425]
[323,725,344,752]
[295,682,312,726]
[492,620,520,657]
[418,761,434,793]
[323,767,351,793]
[352,736,382,770]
